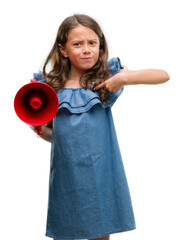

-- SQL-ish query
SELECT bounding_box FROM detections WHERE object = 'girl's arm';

[29,123,52,143]
[94,69,170,92]
[120,68,170,85]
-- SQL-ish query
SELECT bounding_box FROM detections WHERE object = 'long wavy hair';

[43,14,111,105]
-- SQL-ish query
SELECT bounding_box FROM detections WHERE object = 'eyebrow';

[71,39,98,43]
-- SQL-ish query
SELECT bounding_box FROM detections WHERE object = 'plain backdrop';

[1,0,184,239]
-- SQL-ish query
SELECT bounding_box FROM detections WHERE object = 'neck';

[69,65,86,81]
[63,66,86,88]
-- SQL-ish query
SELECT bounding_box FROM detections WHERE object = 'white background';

[1,0,183,239]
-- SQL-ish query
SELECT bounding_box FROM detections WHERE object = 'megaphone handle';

[36,125,43,135]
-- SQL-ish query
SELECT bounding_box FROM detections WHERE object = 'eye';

[73,43,81,46]
[90,41,96,45]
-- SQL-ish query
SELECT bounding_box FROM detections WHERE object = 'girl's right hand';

[29,125,37,133]
[29,124,52,142]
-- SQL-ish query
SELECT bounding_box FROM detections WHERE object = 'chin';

[81,64,95,70]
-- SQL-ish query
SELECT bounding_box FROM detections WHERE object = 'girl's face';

[59,25,100,74]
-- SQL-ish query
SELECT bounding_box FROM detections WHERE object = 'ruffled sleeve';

[102,57,124,108]
[33,71,46,83]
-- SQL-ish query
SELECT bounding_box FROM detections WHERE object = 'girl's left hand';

[93,72,126,93]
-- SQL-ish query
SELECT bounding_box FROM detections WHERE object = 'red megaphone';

[14,79,59,135]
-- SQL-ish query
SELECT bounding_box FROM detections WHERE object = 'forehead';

[67,25,99,41]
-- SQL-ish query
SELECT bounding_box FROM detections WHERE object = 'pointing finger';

[94,82,106,91]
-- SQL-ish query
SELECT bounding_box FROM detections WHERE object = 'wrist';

[118,71,129,86]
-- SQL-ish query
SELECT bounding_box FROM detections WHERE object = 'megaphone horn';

[14,79,59,135]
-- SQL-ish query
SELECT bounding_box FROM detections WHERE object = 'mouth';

[81,57,92,61]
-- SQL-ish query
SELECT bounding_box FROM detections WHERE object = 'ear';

[58,44,69,58]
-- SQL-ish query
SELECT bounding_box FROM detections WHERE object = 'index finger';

[94,82,106,91]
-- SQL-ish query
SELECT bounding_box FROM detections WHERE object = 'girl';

[31,14,170,240]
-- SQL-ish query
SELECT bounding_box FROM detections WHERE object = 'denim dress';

[34,57,136,240]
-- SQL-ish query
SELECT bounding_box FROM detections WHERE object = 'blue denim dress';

[34,57,136,240]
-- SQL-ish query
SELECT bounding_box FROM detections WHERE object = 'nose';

[82,44,90,54]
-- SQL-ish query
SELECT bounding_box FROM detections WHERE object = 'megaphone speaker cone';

[14,81,59,126]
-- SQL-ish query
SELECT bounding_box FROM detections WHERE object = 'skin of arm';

[119,68,170,85]
[29,124,52,143]
[94,69,170,93]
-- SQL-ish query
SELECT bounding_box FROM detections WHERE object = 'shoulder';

[107,57,125,77]
[33,71,46,83]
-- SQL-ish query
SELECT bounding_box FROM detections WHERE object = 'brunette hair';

[43,14,111,105]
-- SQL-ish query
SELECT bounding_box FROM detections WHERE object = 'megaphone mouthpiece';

[28,91,43,110]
